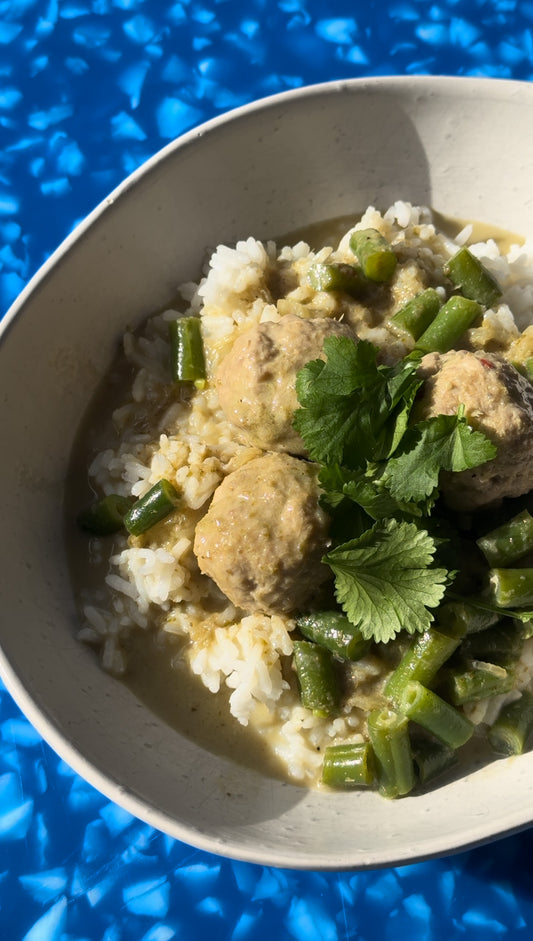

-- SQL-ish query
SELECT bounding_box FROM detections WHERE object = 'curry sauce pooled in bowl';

[72,201,533,799]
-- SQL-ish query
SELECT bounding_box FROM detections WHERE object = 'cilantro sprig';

[325,519,450,644]
[294,337,496,643]
[384,405,497,503]
[294,338,422,467]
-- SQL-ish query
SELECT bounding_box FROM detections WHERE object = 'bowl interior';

[2,76,533,870]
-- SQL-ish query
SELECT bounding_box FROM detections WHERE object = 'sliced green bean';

[307,262,368,298]
[385,628,461,705]
[476,510,533,567]
[169,317,206,387]
[489,568,533,608]
[397,680,474,749]
[444,246,502,308]
[124,479,180,536]
[367,708,415,798]
[521,619,533,640]
[437,599,500,635]
[512,358,533,381]
[296,611,371,661]
[440,660,514,706]
[322,742,375,788]
[391,288,442,340]
[293,641,340,718]
[411,736,458,785]
[414,295,482,353]
[461,622,523,665]
[77,493,134,536]
[488,690,533,755]
[349,228,397,283]
[525,357,533,382]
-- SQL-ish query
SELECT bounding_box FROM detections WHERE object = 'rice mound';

[77,202,533,786]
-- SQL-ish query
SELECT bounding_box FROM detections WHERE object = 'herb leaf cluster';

[294,337,497,643]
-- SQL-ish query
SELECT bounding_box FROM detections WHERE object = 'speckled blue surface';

[3,1,533,938]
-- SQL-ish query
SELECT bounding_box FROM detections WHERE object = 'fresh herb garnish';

[294,337,496,643]
[325,519,450,644]
[384,405,497,503]
[293,337,422,467]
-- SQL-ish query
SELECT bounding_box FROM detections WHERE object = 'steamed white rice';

[77,202,533,786]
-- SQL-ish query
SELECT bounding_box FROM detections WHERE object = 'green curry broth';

[65,209,530,792]
[65,345,291,782]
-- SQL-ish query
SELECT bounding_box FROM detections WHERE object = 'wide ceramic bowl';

[2,75,533,871]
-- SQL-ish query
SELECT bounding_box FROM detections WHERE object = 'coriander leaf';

[381,351,425,456]
[384,406,497,503]
[384,377,421,458]
[318,464,381,543]
[294,338,382,466]
[343,474,423,521]
[293,337,421,467]
[293,390,368,467]
[320,495,372,543]
[296,335,379,399]
[318,464,372,540]
[292,357,324,406]
[324,519,449,643]
[320,463,422,521]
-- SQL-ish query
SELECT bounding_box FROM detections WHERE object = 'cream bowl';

[2,76,533,871]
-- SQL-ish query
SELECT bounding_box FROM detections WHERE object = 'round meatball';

[193,452,331,614]
[216,315,357,455]
[418,349,533,509]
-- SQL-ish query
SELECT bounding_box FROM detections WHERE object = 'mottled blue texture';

[3,1,533,938]
[3,0,533,316]
[2,660,533,940]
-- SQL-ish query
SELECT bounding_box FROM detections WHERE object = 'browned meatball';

[418,350,533,509]
[193,452,331,614]
[216,315,357,455]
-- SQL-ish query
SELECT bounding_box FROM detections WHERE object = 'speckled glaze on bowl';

[2,76,533,871]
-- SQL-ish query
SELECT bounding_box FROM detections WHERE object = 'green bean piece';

[437,600,499,635]
[488,691,533,755]
[296,611,371,661]
[525,357,533,382]
[411,736,458,785]
[349,228,398,283]
[367,708,415,798]
[384,628,461,705]
[521,619,533,640]
[397,681,474,749]
[124,479,180,536]
[441,660,514,706]
[391,288,442,340]
[489,568,533,608]
[444,246,502,308]
[461,622,523,665]
[512,358,533,381]
[322,742,375,788]
[307,262,369,298]
[476,510,533,567]
[292,641,340,718]
[77,493,134,536]
[169,317,206,387]
[414,295,482,354]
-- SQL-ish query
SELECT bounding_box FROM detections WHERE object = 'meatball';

[418,350,533,509]
[193,452,331,614]
[216,315,357,455]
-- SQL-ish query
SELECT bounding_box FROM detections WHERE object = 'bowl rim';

[3,73,533,871]
[3,71,531,332]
